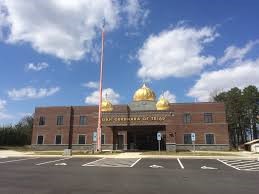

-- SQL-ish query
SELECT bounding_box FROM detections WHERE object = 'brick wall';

[32,102,229,150]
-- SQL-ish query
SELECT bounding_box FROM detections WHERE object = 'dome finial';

[161,90,164,98]
[156,92,170,110]
[101,93,113,112]
[133,83,156,101]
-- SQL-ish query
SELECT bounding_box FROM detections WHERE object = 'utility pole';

[96,20,105,152]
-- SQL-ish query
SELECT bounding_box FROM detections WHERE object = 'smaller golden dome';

[133,83,156,101]
[156,97,170,110]
[102,99,113,112]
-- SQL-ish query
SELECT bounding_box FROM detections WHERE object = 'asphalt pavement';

[0,157,258,194]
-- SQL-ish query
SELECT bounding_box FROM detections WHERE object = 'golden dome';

[101,99,113,112]
[133,84,156,101]
[156,97,170,110]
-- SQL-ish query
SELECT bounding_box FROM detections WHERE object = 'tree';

[0,115,34,146]
[242,86,259,139]
[213,85,259,148]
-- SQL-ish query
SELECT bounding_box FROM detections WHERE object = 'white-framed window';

[183,113,191,124]
[204,113,213,123]
[101,134,105,145]
[78,134,86,144]
[55,135,62,144]
[79,116,87,125]
[183,133,192,144]
[56,115,64,125]
[37,135,44,144]
[39,116,46,126]
[205,133,215,144]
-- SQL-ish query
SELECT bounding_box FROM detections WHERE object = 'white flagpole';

[97,20,105,152]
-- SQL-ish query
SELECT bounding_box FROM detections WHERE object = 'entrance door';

[117,135,124,150]
[127,126,166,151]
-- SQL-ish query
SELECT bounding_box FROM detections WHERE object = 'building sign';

[102,116,166,123]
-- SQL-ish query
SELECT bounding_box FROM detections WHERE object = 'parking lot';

[0,156,259,194]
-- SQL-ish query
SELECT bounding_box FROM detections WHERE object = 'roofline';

[35,102,224,109]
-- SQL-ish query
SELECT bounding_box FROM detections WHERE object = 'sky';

[0,0,259,125]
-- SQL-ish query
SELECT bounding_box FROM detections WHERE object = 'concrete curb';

[3,154,258,160]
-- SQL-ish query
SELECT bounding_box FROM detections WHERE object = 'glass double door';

[117,135,124,150]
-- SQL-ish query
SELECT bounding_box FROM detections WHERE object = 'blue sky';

[1,0,259,125]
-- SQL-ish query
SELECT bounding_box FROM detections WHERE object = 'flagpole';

[96,21,105,152]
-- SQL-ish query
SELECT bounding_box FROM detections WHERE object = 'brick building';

[31,84,229,151]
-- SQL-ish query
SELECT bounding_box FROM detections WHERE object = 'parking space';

[0,156,26,162]
[1,157,258,194]
[217,159,259,171]
[134,158,182,169]
[0,157,40,165]
[82,158,141,167]
[1,157,259,172]
[181,159,233,170]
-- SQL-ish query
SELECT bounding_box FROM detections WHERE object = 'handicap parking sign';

[191,133,196,141]
[93,132,97,142]
[157,132,161,141]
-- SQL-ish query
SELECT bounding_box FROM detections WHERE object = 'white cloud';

[25,62,49,71]
[159,90,176,103]
[85,88,120,105]
[0,112,13,120]
[18,112,32,117]
[188,59,259,101]
[0,99,6,111]
[123,0,149,27]
[82,81,99,89]
[0,99,13,120]
[0,0,148,61]
[137,26,218,80]
[0,0,9,40]
[8,86,60,100]
[218,40,259,64]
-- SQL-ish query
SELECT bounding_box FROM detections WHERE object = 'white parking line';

[82,158,140,168]
[221,159,242,163]
[217,159,240,170]
[237,163,259,168]
[35,157,72,166]
[82,158,105,166]
[244,167,259,171]
[177,158,184,169]
[0,157,39,164]
[226,160,252,165]
[130,158,141,167]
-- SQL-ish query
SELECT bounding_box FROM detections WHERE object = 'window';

[56,116,64,125]
[39,116,45,126]
[205,134,215,144]
[78,135,86,144]
[79,116,87,125]
[101,134,105,144]
[184,134,192,144]
[183,113,191,124]
[37,136,44,144]
[204,113,213,123]
[55,135,62,144]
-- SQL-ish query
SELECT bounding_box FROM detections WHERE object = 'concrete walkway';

[0,150,33,157]
[1,150,259,159]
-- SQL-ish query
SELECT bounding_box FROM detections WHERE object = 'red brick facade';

[32,102,229,151]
